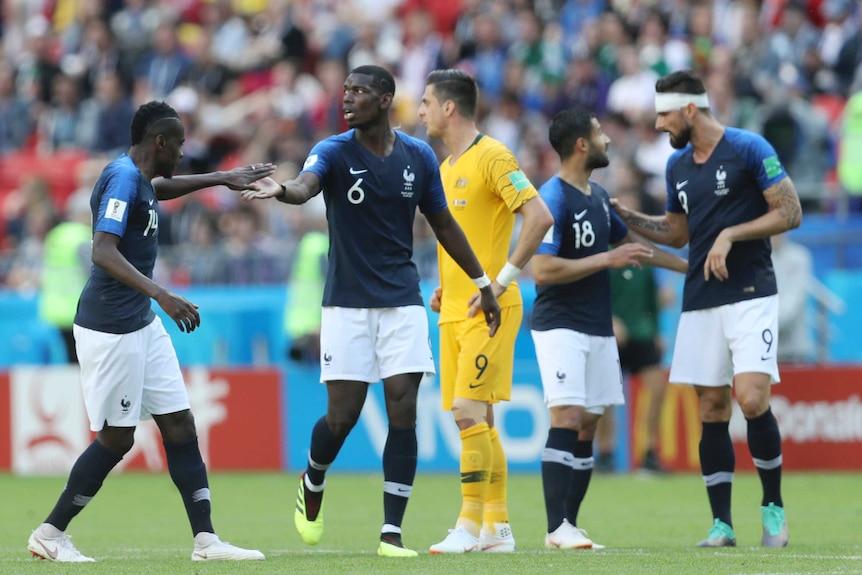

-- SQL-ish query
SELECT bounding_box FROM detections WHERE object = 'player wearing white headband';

[611,70,802,549]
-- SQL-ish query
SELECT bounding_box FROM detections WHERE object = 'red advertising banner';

[1,367,283,474]
[629,366,862,471]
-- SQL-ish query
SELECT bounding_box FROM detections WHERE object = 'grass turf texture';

[1,471,859,574]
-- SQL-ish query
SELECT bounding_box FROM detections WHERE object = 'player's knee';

[451,398,487,429]
[737,395,769,419]
[97,428,135,455]
[325,410,360,437]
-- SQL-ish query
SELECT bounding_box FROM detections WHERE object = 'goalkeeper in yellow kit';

[418,69,553,554]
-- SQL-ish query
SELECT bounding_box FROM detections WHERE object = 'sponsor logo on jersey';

[455,178,468,188]
[349,167,368,175]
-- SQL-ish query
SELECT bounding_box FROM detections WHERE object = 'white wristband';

[495,261,522,287]
[471,272,492,289]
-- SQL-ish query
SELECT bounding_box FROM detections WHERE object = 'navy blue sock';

[700,421,735,526]
[747,407,783,507]
[164,437,213,536]
[565,440,594,526]
[381,426,417,534]
[306,416,346,487]
[541,427,578,533]
[45,440,122,531]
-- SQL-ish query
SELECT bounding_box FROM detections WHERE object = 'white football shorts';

[319,306,435,383]
[669,295,781,387]
[531,328,625,413]
[74,316,190,431]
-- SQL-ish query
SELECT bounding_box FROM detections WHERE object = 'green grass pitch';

[1,471,860,574]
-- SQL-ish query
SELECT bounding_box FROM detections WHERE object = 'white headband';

[655,92,710,113]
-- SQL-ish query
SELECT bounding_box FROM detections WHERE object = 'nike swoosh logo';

[148,199,154,205]
[761,356,771,361]
[37,540,58,560]
[468,382,483,389]
[349,167,367,175]
[676,180,688,190]
[575,209,587,221]
[396,487,410,493]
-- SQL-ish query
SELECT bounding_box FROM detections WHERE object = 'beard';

[669,124,693,149]
[585,145,610,170]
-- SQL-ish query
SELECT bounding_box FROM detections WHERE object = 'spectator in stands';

[0,61,34,154]
[219,203,286,284]
[461,11,508,105]
[15,14,62,106]
[607,45,660,123]
[771,232,815,364]
[136,21,191,100]
[110,0,165,85]
[37,73,87,154]
[173,206,228,285]
[79,71,135,157]
[751,75,833,210]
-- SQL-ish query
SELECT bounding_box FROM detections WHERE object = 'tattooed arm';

[610,198,690,248]
[703,177,803,281]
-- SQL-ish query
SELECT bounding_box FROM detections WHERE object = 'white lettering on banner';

[11,366,231,475]
[728,395,862,443]
[11,366,90,475]
[359,376,548,463]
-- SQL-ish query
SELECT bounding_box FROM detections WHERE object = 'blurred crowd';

[1,0,861,292]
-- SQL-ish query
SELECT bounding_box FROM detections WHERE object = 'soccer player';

[417,69,553,554]
[531,108,687,550]
[240,65,501,558]
[610,70,802,547]
[27,101,274,562]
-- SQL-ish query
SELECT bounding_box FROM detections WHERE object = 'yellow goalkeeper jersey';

[437,134,538,323]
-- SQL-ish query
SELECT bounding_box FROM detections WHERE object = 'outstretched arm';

[240,172,321,205]
[617,231,688,274]
[425,208,501,336]
[153,163,276,200]
[610,198,689,248]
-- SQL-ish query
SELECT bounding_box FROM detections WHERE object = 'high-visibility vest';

[38,222,91,328]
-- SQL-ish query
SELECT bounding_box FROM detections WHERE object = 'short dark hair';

[349,65,396,97]
[130,101,180,145]
[426,69,479,118]
[655,70,706,96]
[549,108,594,159]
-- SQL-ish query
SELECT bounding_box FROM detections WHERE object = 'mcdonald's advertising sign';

[628,366,862,471]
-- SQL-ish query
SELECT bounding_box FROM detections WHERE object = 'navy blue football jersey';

[75,154,158,334]
[665,127,785,311]
[301,129,448,308]
[531,178,628,336]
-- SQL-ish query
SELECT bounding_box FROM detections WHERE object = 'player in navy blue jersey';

[611,70,802,548]
[531,108,687,550]
[241,65,501,558]
[27,101,274,563]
